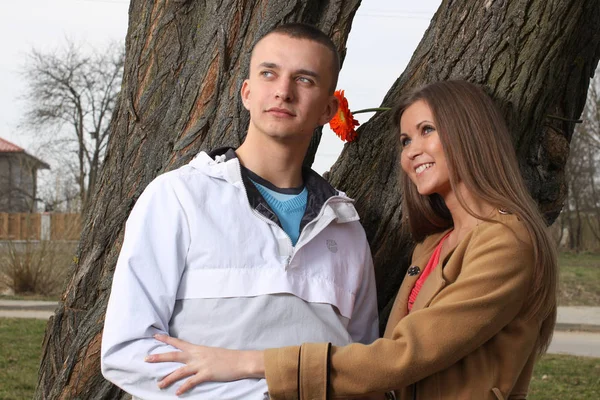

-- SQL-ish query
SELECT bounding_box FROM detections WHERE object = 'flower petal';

[329,90,360,142]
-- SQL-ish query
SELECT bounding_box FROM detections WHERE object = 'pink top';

[408,232,451,312]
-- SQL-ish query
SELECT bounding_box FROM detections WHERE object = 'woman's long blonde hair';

[393,80,557,353]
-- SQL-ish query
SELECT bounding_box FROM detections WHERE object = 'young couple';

[101,23,557,400]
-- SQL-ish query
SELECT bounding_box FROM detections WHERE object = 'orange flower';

[330,90,360,142]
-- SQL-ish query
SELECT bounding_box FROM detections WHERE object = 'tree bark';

[36,0,600,397]
[35,1,360,398]
[327,0,600,328]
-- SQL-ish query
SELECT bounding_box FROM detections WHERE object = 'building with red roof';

[0,137,50,212]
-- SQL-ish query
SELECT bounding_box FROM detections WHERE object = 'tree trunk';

[35,1,360,398]
[327,0,600,327]
[36,0,600,397]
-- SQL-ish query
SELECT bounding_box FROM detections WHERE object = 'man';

[101,23,378,399]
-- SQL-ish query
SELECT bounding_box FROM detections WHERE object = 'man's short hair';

[252,23,340,93]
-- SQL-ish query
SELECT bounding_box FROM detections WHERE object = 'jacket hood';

[188,146,349,197]
[188,147,243,186]
[187,147,357,226]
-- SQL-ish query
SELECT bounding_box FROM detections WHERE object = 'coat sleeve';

[265,220,535,399]
[346,237,379,344]
[100,176,192,399]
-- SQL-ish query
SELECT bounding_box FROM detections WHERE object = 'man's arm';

[346,238,379,344]
[101,176,191,398]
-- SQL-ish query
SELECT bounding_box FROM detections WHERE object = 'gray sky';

[0,0,441,174]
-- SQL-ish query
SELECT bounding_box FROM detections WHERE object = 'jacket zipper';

[234,163,294,264]
[234,160,346,268]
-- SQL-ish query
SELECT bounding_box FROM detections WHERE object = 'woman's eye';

[400,137,411,148]
[423,125,435,135]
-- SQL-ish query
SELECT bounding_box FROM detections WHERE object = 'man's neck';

[235,136,308,188]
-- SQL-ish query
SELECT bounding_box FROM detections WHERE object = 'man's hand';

[145,334,265,396]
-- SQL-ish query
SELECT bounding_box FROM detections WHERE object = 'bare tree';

[35,164,81,212]
[561,67,600,249]
[22,41,124,212]
[563,126,587,250]
[36,0,600,398]
[582,70,600,244]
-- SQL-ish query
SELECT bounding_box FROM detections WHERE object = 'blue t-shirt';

[248,175,307,246]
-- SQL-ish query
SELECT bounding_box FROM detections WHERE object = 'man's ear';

[319,94,339,126]
[240,79,251,111]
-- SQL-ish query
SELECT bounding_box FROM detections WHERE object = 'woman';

[146,80,558,399]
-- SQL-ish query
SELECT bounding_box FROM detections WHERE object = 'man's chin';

[264,131,313,144]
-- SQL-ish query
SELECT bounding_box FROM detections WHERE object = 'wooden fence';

[0,213,81,241]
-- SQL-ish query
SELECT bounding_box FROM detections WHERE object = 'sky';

[0,0,441,174]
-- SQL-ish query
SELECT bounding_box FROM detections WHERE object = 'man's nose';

[275,78,294,101]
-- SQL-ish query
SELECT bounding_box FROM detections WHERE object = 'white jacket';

[101,149,379,399]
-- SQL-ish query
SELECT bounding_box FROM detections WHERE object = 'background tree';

[22,41,124,212]
[560,66,600,251]
[582,71,600,244]
[36,0,600,398]
[34,162,81,212]
[562,125,587,250]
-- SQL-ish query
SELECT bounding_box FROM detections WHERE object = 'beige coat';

[264,212,552,400]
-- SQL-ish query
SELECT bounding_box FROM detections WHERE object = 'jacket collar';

[189,147,357,228]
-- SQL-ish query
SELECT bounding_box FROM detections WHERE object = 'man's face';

[241,33,338,143]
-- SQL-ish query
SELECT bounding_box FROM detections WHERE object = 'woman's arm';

[146,334,265,395]
[265,219,537,399]
[146,335,386,399]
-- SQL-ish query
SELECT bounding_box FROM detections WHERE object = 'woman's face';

[400,100,451,198]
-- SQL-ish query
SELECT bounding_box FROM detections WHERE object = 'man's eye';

[297,76,313,84]
[260,71,274,78]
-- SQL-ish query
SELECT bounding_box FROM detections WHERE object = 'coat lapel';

[384,269,421,337]
[410,256,447,311]
[384,229,452,338]
[383,238,438,338]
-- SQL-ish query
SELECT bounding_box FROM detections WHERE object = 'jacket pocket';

[492,388,506,400]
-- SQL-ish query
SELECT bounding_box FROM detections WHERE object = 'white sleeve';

[346,240,379,344]
[101,176,192,398]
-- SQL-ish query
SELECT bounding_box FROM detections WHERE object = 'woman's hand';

[145,334,265,395]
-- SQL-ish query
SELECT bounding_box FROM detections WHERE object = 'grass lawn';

[558,252,600,306]
[530,354,600,399]
[0,318,46,400]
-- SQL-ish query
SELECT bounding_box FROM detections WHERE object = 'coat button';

[385,391,397,400]
[407,265,421,276]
